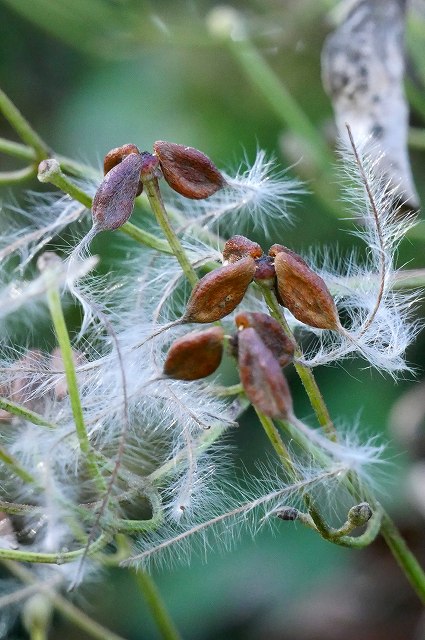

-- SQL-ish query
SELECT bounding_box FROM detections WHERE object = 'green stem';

[0,446,35,484]
[0,88,50,159]
[37,159,92,207]
[134,571,182,640]
[37,159,173,254]
[0,136,35,160]
[0,534,107,564]
[260,286,336,439]
[3,560,126,640]
[44,272,105,491]
[0,166,36,184]
[142,178,199,287]
[212,383,244,396]
[254,408,294,474]
[106,491,164,534]
[121,221,173,254]
[380,513,425,603]
[408,126,425,150]
[286,502,383,548]
[0,397,55,429]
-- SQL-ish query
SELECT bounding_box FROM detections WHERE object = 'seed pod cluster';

[93,140,226,231]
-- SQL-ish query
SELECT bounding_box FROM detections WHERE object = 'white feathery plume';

[167,149,302,236]
[124,463,352,571]
[0,193,89,270]
[292,132,419,374]
[0,255,97,322]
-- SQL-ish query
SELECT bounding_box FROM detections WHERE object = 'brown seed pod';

[153,140,226,199]
[92,153,144,231]
[238,327,293,419]
[163,327,224,380]
[272,246,341,330]
[235,312,294,367]
[183,257,256,323]
[222,235,263,264]
[103,143,143,196]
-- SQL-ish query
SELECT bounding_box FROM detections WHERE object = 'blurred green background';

[1,1,425,638]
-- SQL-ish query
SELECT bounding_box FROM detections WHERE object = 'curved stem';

[0,166,36,184]
[0,534,107,564]
[0,136,35,160]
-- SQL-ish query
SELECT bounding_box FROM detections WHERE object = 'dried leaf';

[164,327,224,380]
[183,257,256,323]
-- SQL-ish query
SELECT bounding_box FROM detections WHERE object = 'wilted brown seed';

[222,235,263,264]
[253,255,276,288]
[92,153,144,231]
[153,140,226,199]
[273,248,341,330]
[183,257,256,323]
[103,143,143,196]
[238,327,293,419]
[163,327,225,380]
[235,312,294,367]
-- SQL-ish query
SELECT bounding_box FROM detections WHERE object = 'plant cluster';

[0,88,424,637]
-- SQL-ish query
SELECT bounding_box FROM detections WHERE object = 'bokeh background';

[1,1,425,638]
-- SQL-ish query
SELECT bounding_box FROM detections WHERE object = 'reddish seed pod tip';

[222,235,263,264]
